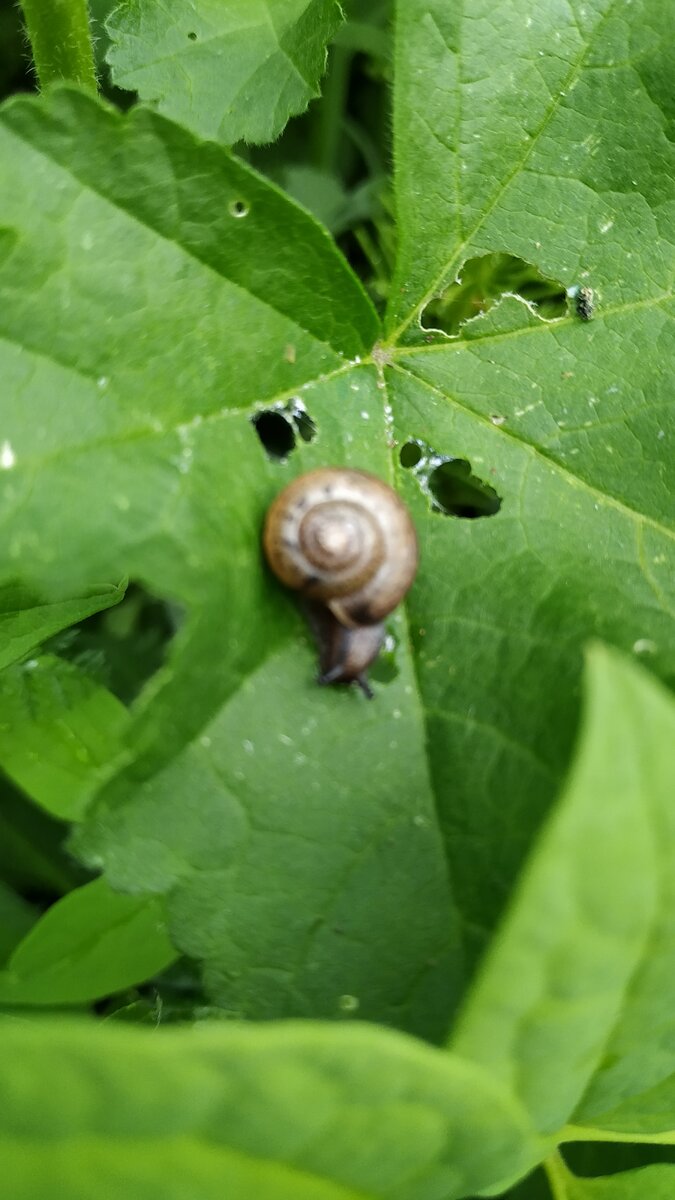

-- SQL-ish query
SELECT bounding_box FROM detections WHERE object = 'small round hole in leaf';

[229,199,250,219]
[400,441,423,468]
[251,411,295,461]
[428,460,502,518]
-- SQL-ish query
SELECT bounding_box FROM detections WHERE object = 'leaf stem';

[543,1151,572,1200]
[20,0,97,91]
[561,1123,675,1145]
[312,44,352,173]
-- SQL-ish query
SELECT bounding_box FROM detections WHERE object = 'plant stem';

[20,0,97,91]
[561,1123,675,1145]
[312,44,351,173]
[543,1151,572,1200]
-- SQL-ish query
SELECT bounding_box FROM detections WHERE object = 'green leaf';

[0,880,37,965]
[1,0,675,1046]
[0,876,177,1005]
[74,636,460,1036]
[106,0,344,145]
[0,654,130,821]
[387,0,675,338]
[0,1018,546,1199]
[451,646,675,1136]
[552,1162,675,1199]
[0,580,124,671]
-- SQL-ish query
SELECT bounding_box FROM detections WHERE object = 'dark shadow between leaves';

[47,583,179,706]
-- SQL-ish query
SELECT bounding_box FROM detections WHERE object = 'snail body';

[263,467,418,695]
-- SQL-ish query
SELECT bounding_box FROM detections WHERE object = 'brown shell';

[263,467,418,627]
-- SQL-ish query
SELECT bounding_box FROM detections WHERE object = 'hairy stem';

[20,0,97,91]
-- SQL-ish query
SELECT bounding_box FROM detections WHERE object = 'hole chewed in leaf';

[251,398,317,462]
[421,252,566,336]
[400,440,502,519]
[251,411,296,461]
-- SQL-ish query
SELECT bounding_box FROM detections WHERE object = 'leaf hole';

[228,199,250,219]
[421,253,567,336]
[251,399,317,462]
[399,440,502,519]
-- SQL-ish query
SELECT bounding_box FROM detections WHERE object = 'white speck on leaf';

[0,441,15,469]
[243,739,254,754]
[633,638,657,655]
[338,994,359,1013]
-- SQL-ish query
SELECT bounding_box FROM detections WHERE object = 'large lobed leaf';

[0,0,673,1046]
[105,0,344,145]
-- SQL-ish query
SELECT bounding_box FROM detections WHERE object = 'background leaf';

[388,0,674,338]
[0,580,125,671]
[0,654,129,821]
[555,1162,675,1199]
[0,876,177,1005]
[451,646,675,1136]
[106,0,344,145]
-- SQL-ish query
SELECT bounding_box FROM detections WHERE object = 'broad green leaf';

[376,0,675,957]
[0,1018,546,1199]
[0,87,456,1037]
[106,0,344,145]
[0,580,124,670]
[451,646,675,1137]
[387,0,675,338]
[0,654,130,821]
[2,0,675,1043]
[0,880,36,965]
[74,632,460,1037]
[554,1163,675,1199]
[0,876,177,1005]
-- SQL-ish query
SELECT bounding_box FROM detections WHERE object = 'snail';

[263,467,418,697]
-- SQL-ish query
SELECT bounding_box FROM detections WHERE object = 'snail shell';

[263,467,418,694]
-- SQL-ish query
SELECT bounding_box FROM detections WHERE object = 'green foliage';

[106,0,344,144]
[0,875,176,1005]
[1,1,674,1197]
[0,1018,545,1200]
[0,654,129,820]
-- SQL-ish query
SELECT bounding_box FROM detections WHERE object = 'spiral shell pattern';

[263,468,418,627]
